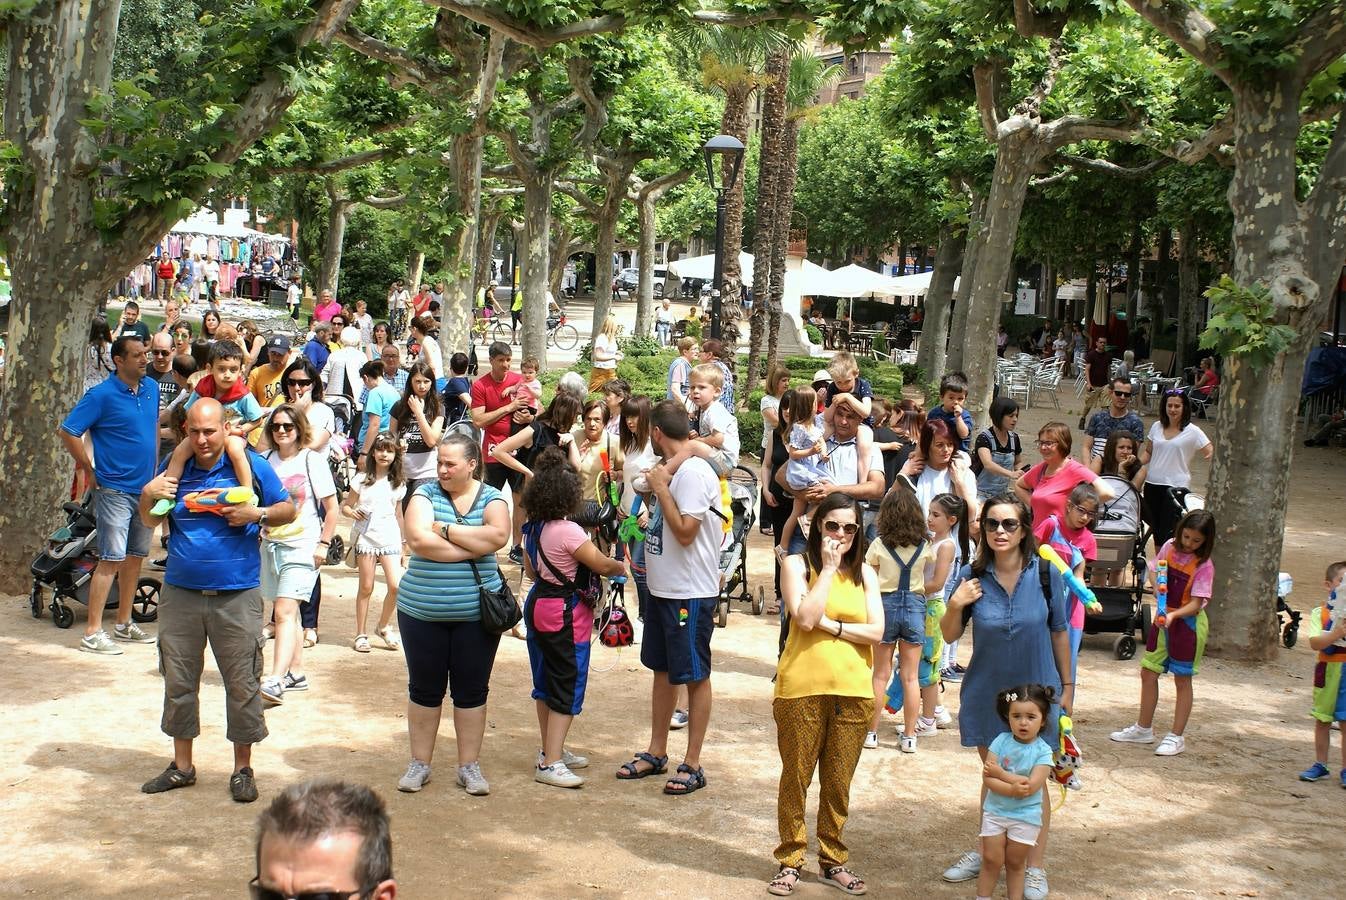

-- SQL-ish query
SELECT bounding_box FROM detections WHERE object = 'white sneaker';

[941,850,981,883]
[259,676,284,706]
[113,622,155,643]
[1024,866,1049,899]
[1154,733,1186,756]
[398,759,431,792]
[535,761,584,788]
[863,731,879,749]
[670,708,689,730]
[537,748,589,770]
[79,630,122,655]
[457,761,490,796]
[1110,723,1155,744]
[914,716,939,737]
[899,734,917,754]
[934,705,952,727]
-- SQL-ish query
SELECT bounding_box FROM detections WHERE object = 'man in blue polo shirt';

[59,334,159,655]
[138,398,296,803]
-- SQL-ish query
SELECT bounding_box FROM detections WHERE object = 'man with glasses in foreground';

[1081,376,1146,462]
[252,779,396,900]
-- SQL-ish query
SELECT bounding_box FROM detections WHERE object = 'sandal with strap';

[663,763,707,796]
[303,628,319,648]
[615,752,668,780]
[767,866,801,896]
[353,634,371,653]
[820,865,866,895]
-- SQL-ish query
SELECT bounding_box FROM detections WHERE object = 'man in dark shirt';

[1079,335,1112,428]
[116,301,152,342]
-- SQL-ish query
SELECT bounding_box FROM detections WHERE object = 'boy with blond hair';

[663,362,739,476]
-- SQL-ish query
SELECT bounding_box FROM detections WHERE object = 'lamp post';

[702,134,746,341]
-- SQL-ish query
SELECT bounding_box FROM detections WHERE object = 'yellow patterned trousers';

[772,694,873,869]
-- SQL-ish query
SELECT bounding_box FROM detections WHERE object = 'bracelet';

[1062,681,1075,686]
[317,540,330,546]
[836,621,844,639]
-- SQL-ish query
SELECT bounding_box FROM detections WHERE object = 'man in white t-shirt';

[617,400,721,796]
[779,403,886,553]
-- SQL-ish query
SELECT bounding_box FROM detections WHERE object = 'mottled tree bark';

[1175,217,1202,372]
[917,220,966,379]
[946,192,987,373]
[719,84,753,316]
[631,170,690,338]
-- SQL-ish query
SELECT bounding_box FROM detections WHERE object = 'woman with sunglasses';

[257,404,339,705]
[1143,391,1212,552]
[939,495,1071,898]
[769,492,883,897]
[1014,422,1113,530]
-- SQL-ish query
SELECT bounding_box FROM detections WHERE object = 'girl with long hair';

[342,432,407,652]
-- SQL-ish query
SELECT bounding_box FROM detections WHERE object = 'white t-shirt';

[1146,421,1210,488]
[694,401,739,466]
[646,457,723,600]
[592,333,618,370]
[304,401,337,456]
[418,335,443,380]
[350,472,407,551]
[759,394,780,450]
[621,440,658,515]
[656,306,675,325]
[390,289,410,311]
[261,448,337,554]
[355,312,374,347]
[286,283,301,307]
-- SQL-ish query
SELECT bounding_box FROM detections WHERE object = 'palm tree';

[764,52,842,378]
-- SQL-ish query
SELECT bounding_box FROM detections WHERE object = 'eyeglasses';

[1113,390,1132,397]
[248,877,363,900]
[984,517,1021,533]
[1068,503,1098,520]
[821,521,860,536]
[287,379,313,387]
[271,422,296,432]
[1037,440,1058,448]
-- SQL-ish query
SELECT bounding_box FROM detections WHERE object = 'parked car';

[614,266,668,298]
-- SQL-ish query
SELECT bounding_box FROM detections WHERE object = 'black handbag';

[450,482,521,633]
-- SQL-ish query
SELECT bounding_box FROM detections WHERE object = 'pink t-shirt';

[1149,540,1214,609]
[1034,514,1098,629]
[533,519,588,583]
[313,300,343,323]
[1023,458,1096,529]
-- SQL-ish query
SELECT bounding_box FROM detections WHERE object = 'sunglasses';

[151,349,173,356]
[984,517,1021,533]
[270,422,296,432]
[248,877,363,900]
[822,521,860,536]
[1113,389,1132,397]
[287,379,313,387]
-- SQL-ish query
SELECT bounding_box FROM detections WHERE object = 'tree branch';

[556,180,600,212]
[567,57,609,151]
[1016,37,1065,118]
[1053,153,1174,178]
[1012,0,1070,38]
[426,0,623,49]
[1306,107,1346,237]
[360,193,407,210]
[1291,0,1346,82]
[1122,0,1229,84]
[1156,110,1234,164]
[468,31,506,138]
[631,168,691,201]
[1046,116,1143,147]
[336,25,453,91]
[973,61,1006,142]
[268,147,393,176]
[1029,168,1074,189]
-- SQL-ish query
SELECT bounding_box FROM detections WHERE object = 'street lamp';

[703,134,746,341]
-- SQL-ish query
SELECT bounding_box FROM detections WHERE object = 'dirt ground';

[2,390,1343,899]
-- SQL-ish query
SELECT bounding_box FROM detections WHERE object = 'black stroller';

[1083,475,1150,659]
[715,466,765,626]
[29,494,160,629]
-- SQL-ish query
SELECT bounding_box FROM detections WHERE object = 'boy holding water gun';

[1299,561,1346,785]
[1033,483,1100,693]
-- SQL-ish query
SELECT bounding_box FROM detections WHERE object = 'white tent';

[170,211,290,241]
[794,263,898,297]
[666,251,831,293]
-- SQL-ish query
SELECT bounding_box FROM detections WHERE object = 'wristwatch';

[258,511,269,529]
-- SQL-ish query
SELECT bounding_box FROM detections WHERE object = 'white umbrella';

[666,250,754,282]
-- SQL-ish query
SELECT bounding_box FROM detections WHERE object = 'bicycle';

[547,312,578,350]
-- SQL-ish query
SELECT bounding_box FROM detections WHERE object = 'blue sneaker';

[1299,761,1330,782]
[941,666,963,683]
[1341,769,1346,790]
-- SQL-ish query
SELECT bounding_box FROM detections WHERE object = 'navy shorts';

[880,589,927,646]
[640,596,716,685]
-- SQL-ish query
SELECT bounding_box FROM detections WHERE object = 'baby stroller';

[1276,573,1300,648]
[1083,475,1149,659]
[326,394,356,438]
[715,467,764,627]
[29,494,161,630]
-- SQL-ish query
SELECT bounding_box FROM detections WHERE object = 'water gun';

[598,449,621,509]
[1050,712,1084,808]
[1153,558,1169,627]
[1037,544,1102,613]
[152,486,257,517]
[618,494,645,544]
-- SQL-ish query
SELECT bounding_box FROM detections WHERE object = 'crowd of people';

[57,298,1343,900]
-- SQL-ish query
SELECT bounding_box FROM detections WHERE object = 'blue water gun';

[1038,545,1102,613]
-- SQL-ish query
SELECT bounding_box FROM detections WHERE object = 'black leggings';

[398,612,501,709]
[1143,482,1182,554]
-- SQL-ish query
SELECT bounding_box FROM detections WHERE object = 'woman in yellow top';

[771,492,884,897]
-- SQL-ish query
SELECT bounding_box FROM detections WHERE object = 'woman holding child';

[769,493,883,896]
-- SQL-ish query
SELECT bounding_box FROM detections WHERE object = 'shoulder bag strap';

[530,522,578,592]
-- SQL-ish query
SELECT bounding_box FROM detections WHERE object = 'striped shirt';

[398,481,506,622]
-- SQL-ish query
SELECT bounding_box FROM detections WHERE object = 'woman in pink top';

[312,289,342,323]
[1014,422,1113,526]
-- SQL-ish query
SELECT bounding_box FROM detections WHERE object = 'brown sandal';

[767,866,800,896]
[820,865,866,895]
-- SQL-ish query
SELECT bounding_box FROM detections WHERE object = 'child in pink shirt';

[1033,483,1100,687]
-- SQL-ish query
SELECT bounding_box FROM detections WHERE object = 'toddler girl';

[776,386,831,561]
[916,493,968,731]
[342,432,406,653]
[1110,509,1216,757]
[977,684,1055,900]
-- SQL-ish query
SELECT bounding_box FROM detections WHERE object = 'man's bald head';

[186,398,227,463]
[150,331,173,371]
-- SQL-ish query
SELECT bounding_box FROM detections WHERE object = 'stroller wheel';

[51,599,75,630]
[717,598,729,628]
[751,585,764,616]
[1283,623,1298,649]
[29,584,43,619]
[132,578,160,623]
[1114,634,1137,660]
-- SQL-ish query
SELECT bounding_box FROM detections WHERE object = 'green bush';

[738,410,764,458]
[685,318,703,339]
[872,332,888,355]
[619,334,663,359]
[805,324,822,344]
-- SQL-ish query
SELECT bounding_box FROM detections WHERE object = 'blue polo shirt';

[162,449,287,591]
[60,374,159,494]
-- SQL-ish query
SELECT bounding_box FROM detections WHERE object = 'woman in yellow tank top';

[769,493,884,897]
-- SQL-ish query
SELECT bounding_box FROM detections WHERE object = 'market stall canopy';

[170,211,290,241]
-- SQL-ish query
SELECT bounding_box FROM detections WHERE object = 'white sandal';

[377,627,401,650]
[303,628,319,648]
[353,634,371,653]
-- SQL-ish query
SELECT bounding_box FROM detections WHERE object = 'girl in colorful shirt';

[1110,509,1216,757]
[1032,482,1100,697]
[977,684,1055,900]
